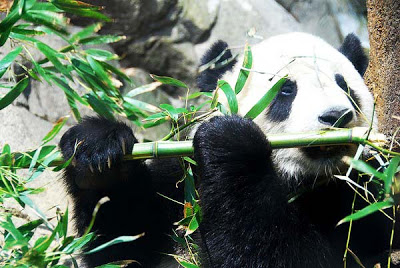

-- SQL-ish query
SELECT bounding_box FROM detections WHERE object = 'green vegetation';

[0,1,399,267]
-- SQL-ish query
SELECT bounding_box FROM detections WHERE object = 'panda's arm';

[59,117,160,266]
[193,116,333,268]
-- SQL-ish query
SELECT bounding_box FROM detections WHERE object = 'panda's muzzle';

[301,144,353,160]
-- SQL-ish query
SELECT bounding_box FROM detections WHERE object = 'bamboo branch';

[13,127,394,169]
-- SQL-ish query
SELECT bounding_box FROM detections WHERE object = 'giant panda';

[59,32,396,268]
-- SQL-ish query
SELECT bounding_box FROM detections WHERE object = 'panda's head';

[198,32,375,183]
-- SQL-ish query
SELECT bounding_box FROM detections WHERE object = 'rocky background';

[0,0,369,250]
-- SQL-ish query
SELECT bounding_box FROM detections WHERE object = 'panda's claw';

[107,156,112,169]
[121,138,126,155]
[59,116,137,176]
[89,163,94,173]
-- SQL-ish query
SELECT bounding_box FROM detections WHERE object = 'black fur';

[266,79,297,122]
[338,33,369,76]
[197,40,237,92]
[194,116,393,268]
[335,73,362,110]
[59,117,183,267]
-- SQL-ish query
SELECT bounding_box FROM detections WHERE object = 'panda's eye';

[280,80,296,96]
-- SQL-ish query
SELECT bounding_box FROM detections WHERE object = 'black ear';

[197,40,237,92]
[338,33,368,76]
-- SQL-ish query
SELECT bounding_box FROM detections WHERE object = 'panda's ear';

[197,40,237,92]
[338,33,368,76]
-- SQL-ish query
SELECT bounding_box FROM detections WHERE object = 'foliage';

[1,1,400,267]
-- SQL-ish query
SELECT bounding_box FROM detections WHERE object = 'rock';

[0,105,70,236]
[195,0,302,61]
[276,0,342,46]
[69,0,219,89]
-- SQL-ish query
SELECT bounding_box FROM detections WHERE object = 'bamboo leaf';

[337,199,393,226]
[0,77,29,110]
[85,49,118,61]
[175,259,199,268]
[244,77,286,119]
[151,74,188,88]
[235,44,252,94]
[63,233,96,254]
[99,61,132,84]
[124,82,162,98]
[79,35,125,45]
[217,80,238,114]
[69,23,102,43]
[85,234,144,255]
[0,8,21,42]
[84,93,115,120]
[50,76,87,105]
[160,103,187,121]
[350,159,386,181]
[124,97,161,113]
[42,116,69,144]
[24,10,68,35]
[36,42,71,80]
[86,55,113,88]
[0,46,22,78]
[55,6,110,21]
[384,156,400,194]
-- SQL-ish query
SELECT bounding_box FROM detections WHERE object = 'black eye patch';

[334,74,361,110]
[266,79,297,122]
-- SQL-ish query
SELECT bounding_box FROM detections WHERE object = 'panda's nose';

[318,108,353,127]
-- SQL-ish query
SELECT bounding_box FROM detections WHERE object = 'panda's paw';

[193,115,271,165]
[59,116,136,173]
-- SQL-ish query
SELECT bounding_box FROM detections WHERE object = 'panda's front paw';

[59,117,136,173]
[193,116,271,166]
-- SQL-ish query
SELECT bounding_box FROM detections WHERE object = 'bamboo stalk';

[16,127,389,168]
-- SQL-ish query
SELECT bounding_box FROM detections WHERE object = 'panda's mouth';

[301,145,351,160]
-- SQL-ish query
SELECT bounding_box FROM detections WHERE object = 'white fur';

[218,32,376,181]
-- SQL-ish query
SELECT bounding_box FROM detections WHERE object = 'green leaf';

[350,159,386,181]
[235,44,252,94]
[50,76,87,105]
[79,35,125,45]
[86,55,114,88]
[337,199,393,225]
[187,91,212,100]
[36,42,72,80]
[85,235,144,255]
[18,219,44,235]
[0,8,21,44]
[24,10,69,35]
[151,74,188,88]
[244,77,287,119]
[217,80,238,114]
[62,7,110,22]
[142,112,169,128]
[84,94,115,120]
[11,26,45,36]
[63,233,95,254]
[384,156,400,194]
[175,259,199,268]
[124,82,161,98]
[124,97,161,113]
[42,116,69,144]
[1,215,28,250]
[0,77,29,110]
[99,61,132,84]
[69,23,102,43]
[0,46,22,78]
[160,103,187,121]
[0,28,12,46]
[85,49,118,61]
[185,214,199,236]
